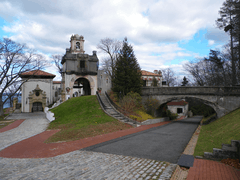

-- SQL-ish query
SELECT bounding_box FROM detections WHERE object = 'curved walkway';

[0,121,170,158]
[0,112,49,151]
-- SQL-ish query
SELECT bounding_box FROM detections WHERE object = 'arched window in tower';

[76,42,80,49]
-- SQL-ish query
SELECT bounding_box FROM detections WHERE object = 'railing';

[96,91,106,109]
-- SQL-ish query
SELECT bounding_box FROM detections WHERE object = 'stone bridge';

[141,86,240,118]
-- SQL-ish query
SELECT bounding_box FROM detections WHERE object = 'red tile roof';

[53,81,61,84]
[20,70,56,77]
[167,100,188,106]
[141,70,162,76]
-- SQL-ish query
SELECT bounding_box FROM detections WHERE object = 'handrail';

[96,91,106,109]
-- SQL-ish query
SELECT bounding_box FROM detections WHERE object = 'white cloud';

[0,0,227,78]
[208,40,215,46]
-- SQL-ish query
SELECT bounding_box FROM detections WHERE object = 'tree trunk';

[230,28,237,85]
[0,95,4,116]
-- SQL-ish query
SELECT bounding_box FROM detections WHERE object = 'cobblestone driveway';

[0,150,177,180]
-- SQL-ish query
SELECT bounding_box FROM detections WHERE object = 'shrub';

[144,97,160,117]
[119,92,142,112]
[108,90,119,103]
[166,110,178,120]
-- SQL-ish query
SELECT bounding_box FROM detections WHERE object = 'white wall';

[167,104,189,117]
[21,78,53,112]
[52,83,61,102]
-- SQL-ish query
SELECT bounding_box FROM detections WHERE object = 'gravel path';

[0,112,49,151]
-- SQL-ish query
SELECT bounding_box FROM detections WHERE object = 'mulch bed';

[0,121,171,158]
[221,158,240,169]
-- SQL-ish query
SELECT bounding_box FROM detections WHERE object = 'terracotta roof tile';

[20,70,56,77]
[53,81,61,84]
[167,100,188,106]
[141,70,162,76]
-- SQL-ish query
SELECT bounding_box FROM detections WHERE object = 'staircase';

[96,92,140,127]
[204,140,240,160]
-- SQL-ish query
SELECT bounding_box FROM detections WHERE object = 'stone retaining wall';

[141,117,169,125]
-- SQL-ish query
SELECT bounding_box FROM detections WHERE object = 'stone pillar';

[13,98,18,110]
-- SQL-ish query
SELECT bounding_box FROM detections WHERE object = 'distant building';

[141,70,167,87]
[97,70,111,94]
[167,100,189,118]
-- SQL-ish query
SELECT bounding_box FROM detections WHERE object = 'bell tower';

[61,34,99,101]
[70,34,85,54]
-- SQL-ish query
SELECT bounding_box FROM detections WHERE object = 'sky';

[0,0,230,82]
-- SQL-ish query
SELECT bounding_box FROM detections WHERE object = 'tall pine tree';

[112,37,142,96]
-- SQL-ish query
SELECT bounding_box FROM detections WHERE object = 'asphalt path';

[84,116,203,164]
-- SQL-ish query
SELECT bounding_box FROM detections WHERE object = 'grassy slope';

[194,108,240,157]
[46,95,132,143]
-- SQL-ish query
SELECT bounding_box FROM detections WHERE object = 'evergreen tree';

[112,37,142,96]
[181,76,189,86]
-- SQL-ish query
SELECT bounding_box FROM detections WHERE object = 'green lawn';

[194,108,240,157]
[46,95,132,143]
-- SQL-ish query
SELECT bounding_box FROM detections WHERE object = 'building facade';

[20,70,56,112]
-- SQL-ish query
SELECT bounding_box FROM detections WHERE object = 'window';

[80,60,85,68]
[106,79,108,83]
[76,42,80,49]
[177,108,183,114]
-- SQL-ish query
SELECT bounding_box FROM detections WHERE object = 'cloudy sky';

[0,0,229,81]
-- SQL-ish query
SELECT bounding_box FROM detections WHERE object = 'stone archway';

[73,77,91,95]
[143,95,221,117]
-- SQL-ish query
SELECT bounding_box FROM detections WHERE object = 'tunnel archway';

[156,96,216,118]
[73,78,91,96]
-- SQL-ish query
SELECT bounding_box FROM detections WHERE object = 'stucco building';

[20,70,56,112]
[167,100,189,118]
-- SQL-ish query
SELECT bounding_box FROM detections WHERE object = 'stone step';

[222,144,238,152]
[212,148,238,159]
[231,140,240,148]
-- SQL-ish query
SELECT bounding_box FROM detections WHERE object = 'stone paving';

[0,150,177,180]
[0,112,49,151]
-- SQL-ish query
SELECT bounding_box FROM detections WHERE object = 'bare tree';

[51,54,63,75]
[0,38,46,116]
[161,68,178,86]
[184,48,234,86]
[97,38,122,82]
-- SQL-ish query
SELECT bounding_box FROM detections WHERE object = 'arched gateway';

[61,34,99,101]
